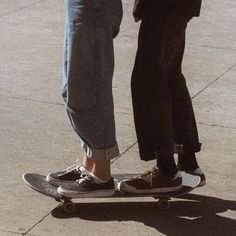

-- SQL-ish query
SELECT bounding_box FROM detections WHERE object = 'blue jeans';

[63,0,123,160]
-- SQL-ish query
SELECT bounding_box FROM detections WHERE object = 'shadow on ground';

[52,194,236,236]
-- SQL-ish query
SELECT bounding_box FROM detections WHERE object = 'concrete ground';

[0,0,235,235]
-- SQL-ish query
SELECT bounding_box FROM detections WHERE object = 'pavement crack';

[0,230,26,235]
[115,111,133,115]
[23,212,51,236]
[0,0,46,18]
[111,141,137,164]
[0,94,134,112]
[0,94,63,106]
[120,34,138,39]
[192,62,236,99]
[197,122,236,130]
[0,21,64,30]
[188,44,236,51]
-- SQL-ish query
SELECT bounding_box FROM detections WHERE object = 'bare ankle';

[82,152,94,172]
[91,160,111,181]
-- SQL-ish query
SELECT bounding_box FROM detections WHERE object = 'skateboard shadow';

[52,194,236,236]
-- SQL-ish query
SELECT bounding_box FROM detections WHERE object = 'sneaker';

[184,168,206,187]
[46,160,89,187]
[118,167,182,194]
[57,175,116,198]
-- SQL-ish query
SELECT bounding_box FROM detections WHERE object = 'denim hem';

[80,140,120,160]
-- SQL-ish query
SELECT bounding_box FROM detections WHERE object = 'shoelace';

[66,159,82,173]
[76,175,94,186]
[136,167,159,187]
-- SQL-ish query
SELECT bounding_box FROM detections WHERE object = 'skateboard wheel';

[158,199,170,210]
[63,201,76,213]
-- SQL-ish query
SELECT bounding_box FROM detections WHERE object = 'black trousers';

[131,14,201,161]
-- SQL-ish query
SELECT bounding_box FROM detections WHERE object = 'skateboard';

[23,172,200,213]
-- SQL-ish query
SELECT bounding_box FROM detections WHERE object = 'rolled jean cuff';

[80,140,120,160]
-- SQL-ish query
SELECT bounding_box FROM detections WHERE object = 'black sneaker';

[57,175,115,198]
[46,161,87,187]
[184,168,206,187]
[118,167,182,194]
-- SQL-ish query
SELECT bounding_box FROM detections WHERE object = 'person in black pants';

[118,0,206,193]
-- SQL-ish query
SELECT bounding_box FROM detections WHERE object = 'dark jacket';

[133,0,202,21]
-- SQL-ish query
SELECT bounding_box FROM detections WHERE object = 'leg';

[118,9,205,194]
[56,0,123,197]
[63,0,119,156]
[129,15,183,188]
[47,0,123,189]
[63,0,122,155]
[81,0,122,181]
[165,21,202,169]
[165,19,205,186]
[131,17,174,162]
[167,30,201,154]
[118,16,191,194]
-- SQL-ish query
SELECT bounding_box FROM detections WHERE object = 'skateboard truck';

[53,196,76,213]
[59,199,76,213]
[153,197,171,210]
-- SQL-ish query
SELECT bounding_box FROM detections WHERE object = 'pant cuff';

[81,140,120,160]
[175,142,202,154]
[139,146,174,161]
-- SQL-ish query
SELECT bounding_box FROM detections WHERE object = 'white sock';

[79,166,110,184]
[90,173,109,184]
[79,166,91,176]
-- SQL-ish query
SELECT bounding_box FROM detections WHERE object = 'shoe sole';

[118,181,182,194]
[184,173,206,188]
[181,169,206,188]
[57,187,116,198]
[197,180,206,187]
[46,175,74,187]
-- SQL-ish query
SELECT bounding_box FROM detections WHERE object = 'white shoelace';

[66,159,81,173]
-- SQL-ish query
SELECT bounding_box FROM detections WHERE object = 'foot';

[57,175,115,198]
[118,167,182,194]
[182,167,206,187]
[46,160,90,187]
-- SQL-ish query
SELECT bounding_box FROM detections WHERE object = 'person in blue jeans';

[118,0,206,193]
[46,0,123,198]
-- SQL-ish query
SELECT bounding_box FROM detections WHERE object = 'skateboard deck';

[23,172,200,212]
